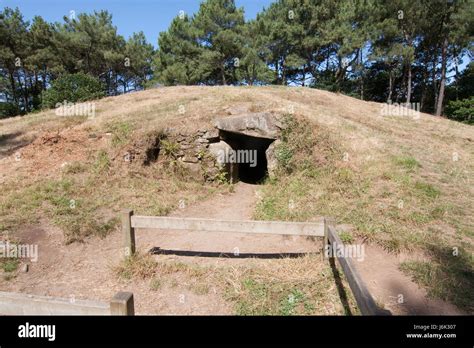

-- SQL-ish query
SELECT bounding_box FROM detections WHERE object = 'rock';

[203,129,220,141]
[182,156,199,163]
[21,264,29,273]
[223,105,251,115]
[208,141,232,166]
[214,112,283,139]
[266,140,281,178]
[182,162,201,175]
[208,141,238,182]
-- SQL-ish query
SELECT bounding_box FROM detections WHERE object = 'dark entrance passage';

[219,130,274,184]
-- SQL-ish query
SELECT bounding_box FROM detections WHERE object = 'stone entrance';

[212,112,283,183]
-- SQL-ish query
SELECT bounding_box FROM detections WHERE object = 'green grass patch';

[414,181,441,199]
[1,258,19,273]
[62,161,88,174]
[394,155,421,172]
[93,150,110,174]
[109,121,133,146]
[0,178,118,243]
[400,246,474,312]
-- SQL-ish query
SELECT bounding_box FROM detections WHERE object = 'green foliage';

[400,246,474,312]
[414,181,441,199]
[1,258,19,273]
[0,102,21,119]
[93,150,110,174]
[394,156,421,172]
[160,139,180,159]
[445,97,474,124]
[275,143,293,171]
[1,1,473,120]
[42,73,105,108]
[0,8,154,115]
[275,115,316,173]
[109,122,133,146]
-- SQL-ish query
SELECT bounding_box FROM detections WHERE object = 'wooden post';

[122,209,135,257]
[324,217,335,260]
[110,292,134,316]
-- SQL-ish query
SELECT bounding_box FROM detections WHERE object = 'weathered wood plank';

[110,291,134,316]
[130,216,325,236]
[122,209,135,256]
[0,291,110,315]
[327,226,390,316]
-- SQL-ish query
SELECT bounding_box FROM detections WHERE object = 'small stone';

[21,264,29,273]
[182,156,199,163]
[203,129,220,141]
[182,162,201,175]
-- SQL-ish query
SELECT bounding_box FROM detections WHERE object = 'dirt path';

[353,243,463,315]
[138,183,321,262]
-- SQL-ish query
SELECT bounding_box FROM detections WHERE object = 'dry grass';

[114,252,359,315]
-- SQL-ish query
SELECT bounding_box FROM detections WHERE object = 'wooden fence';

[0,291,134,316]
[324,225,391,316]
[122,209,390,316]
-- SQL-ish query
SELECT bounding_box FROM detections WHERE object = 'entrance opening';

[219,130,274,184]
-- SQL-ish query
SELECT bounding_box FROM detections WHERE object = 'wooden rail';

[0,291,134,316]
[325,225,391,316]
[122,209,324,256]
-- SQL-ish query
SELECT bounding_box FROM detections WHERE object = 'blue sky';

[2,0,273,47]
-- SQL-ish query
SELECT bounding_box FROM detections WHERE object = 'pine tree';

[193,0,245,85]
[154,15,202,85]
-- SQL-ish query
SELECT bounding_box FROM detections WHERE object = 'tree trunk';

[302,63,306,87]
[406,62,412,105]
[388,70,393,102]
[221,64,227,86]
[9,71,18,105]
[433,58,438,110]
[436,37,448,116]
[454,50,459,100]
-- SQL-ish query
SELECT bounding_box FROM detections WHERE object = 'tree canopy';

[1,0,473,122]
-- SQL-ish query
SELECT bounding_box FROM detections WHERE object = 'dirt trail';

[138,183,321,263]
[353,243,463,315]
